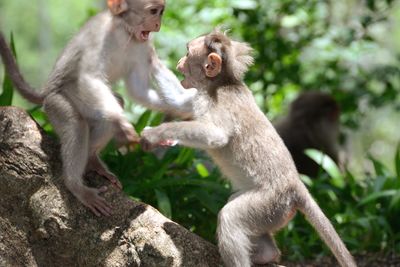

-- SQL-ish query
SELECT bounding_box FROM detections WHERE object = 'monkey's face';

[108,0,165,42]
[177,36,223,88]
[177,37,206,88]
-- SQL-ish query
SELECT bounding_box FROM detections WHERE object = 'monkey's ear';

[204,52,222,78]
[107,0,129,15]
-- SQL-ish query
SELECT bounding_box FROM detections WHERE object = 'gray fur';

[0,0,196,216]
[141,31,356,267]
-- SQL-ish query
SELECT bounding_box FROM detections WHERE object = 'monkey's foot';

[252,249,280,265]
[80,186,112,217]
[93,167,123,190]
[114,120,140,146]
[251,234,281,265]
[87,157,123,190]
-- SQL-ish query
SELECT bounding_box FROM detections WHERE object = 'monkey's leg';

[65,76,139,146]
[251,233,281,264]
[44,93,112,216]
[217,189,295,267]
[87,121,123,189]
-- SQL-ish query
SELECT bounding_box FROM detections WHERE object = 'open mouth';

[140,31,150,41]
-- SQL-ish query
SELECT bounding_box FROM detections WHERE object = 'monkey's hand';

[140,126,178,151]
[114,119,140,147]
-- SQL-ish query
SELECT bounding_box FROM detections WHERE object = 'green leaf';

[395,143,400,179]
[299,174,313,187]
[231,0,257,10]
[0,33,16,106]
[154,189,172,218]
[174,147,194,165]
[193,190,221,214]
[305,149,345,188]
[389,190,400,210]
[195,163,209,178]
[135,110,152,133]
[150,112,164,127]
[358,190,397,206]
[368,154,390,177]
[372,175,388,193]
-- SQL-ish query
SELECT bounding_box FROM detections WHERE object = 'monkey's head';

[177,29,254,89]
[290,91,340,123]
[108,0,165,42]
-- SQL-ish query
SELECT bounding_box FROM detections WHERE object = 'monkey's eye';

[160,9,164,15]
[150,8,158,15]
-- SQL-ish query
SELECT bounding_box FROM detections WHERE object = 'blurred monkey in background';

[275,91,341,177]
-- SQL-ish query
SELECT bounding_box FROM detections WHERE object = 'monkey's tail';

[297,189,357,267]
[0,32,44,105]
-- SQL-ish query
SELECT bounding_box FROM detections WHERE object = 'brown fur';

[275,91,340,177]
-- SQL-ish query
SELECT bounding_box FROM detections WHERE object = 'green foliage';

[1,0,400,261]
[277,147,400,260]
[228,0,400,126]
[305,149,345,189]
[0,33,15,106]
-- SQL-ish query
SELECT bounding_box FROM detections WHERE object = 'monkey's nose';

[154,23,161,32]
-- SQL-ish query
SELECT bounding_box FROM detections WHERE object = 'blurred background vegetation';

[1,0,400,263]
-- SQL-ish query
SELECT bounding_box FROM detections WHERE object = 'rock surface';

[0,106,221,267]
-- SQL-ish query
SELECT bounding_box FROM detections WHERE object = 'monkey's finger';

[95,193,112,209]
[95,203,112,217]
[95,198,113,216]
[113,179,123,190]
[98,186,108,193]
[102,173,123,190]
[109,179,122,190]
[88,205,101,217]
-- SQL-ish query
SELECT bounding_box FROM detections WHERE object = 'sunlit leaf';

[358,190,397,206]
[174,147,194,165]
[150,112,164,127]
[305,149,344,188]
[135,110,152,133]
[195,163,209,178]
[395,143,400,179]
[231,0,257,10]
[155,189,172,218]
[299,174,313,187]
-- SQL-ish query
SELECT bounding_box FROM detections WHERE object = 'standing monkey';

[141,30,356,267]
[275,91,341,177]
[0,0,195,216]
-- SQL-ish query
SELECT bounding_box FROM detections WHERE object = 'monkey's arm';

[125,59,196,119]
[151,57,197,117]
[66,75,138,144]
[141,121,229,150]
[71,74,126,121]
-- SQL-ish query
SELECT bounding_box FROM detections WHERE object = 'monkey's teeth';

[141,31,150,40]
